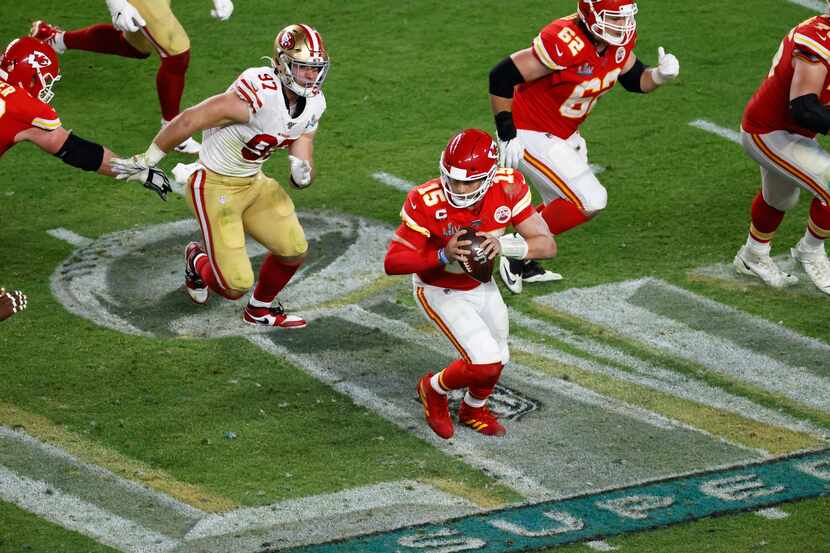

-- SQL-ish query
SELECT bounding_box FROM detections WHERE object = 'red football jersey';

[512,14,637,139]
[743,15,830,138]
[0,79,61,157]
[395,168,534,291]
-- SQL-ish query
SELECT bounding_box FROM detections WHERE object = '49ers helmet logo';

[279,31,295,50]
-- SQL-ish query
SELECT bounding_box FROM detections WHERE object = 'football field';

[1,1,829,552]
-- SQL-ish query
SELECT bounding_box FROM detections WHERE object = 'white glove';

[111,143,166,180]
[498,138,524,169]
[288,155,312,188]
[105,0,146,32]
[652,46,679,86]
[210,0,234,21]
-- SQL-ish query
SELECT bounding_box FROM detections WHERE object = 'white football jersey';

[199,66,326,177]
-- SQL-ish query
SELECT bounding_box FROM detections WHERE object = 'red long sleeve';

[384,240,443,275]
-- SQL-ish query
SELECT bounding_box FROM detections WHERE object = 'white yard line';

[787,0,825,11]
[0,465,179,553]
[587,540,619,551]
[688,119,741,144]
[755,507,790,520]
[372,171,414,192]
[46,228,93,247]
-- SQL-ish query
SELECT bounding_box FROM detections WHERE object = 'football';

[457,227,494,283]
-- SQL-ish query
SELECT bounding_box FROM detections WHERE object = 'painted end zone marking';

[586,540,618,551]
[372,171,413,192]
[688,120,741,145]
[288,448,830,553]
[755,507,790,520]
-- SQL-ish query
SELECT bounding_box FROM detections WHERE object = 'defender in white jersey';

[112,23,330,328]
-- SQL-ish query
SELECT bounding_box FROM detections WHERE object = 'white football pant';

[412,276,509,365]
[741,129,830,210]
[517,129,607,213]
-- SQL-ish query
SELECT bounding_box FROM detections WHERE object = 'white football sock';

[799,230,825,252]
[462,392,486,408]
[248,295,272,308]
[430,373,447,395]
[746,235,771,256]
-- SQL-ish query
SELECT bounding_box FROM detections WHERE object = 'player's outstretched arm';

[18,126,172,200]
[0,288,27,322]
[511,211,557,260]
[287,132,316,188]
[111,91,250,178]
[489,49,552,167]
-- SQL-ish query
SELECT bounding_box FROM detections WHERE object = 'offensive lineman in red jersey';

[384,129,557,439]
[0,36,170,198]
[734,4,830,296]
[489,0,680,293]
[31,0,235,154]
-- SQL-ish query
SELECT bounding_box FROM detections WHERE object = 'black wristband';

[494,111,517,141]
[54,132,105,172]
[618,59,647,93]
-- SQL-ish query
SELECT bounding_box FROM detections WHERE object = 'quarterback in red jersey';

[734,6,830,295]
[384,129,557,439]
[489,0,679,293]
[31,0,235,154]
[0,36,170,198]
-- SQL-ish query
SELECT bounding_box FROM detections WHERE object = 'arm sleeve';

[618,58,647,93]
[384,236,443,275]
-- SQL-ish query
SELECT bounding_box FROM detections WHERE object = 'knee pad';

[161,49,190,74]
[762,185,800,211]
[225,270,254,296]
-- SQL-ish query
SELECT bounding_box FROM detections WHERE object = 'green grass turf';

[1,0,829,550]
[0,500,118,553]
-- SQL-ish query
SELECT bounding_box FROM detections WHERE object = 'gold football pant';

[187,167,308,296]
[124,0,190,57]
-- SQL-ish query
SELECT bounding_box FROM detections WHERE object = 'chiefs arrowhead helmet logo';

[26,51,52,69]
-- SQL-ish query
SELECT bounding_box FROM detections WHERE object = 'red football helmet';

[439,129,499,208]
[0,37,60,103]
[578,0,638,46]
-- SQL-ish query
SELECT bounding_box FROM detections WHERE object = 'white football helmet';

[273,24,329,98]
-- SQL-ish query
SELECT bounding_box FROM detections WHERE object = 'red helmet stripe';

[299,24,320,52]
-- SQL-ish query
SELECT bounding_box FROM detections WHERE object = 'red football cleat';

[417,373,453,439]
[458,402,506,436]
[184,242,208,305]
[30,20,66,54]
[243,303,307,329]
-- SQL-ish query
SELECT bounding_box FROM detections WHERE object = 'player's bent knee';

[224,273,254,295]
[582,186,608,214]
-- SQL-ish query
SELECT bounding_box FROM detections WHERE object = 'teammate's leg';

[31,21,149,58]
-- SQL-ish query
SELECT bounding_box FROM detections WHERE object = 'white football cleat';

[791,243,830,295]
[733,245,798,289]
[499,257,523,294]
[522,259,563,283]
[174,136,201,154]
